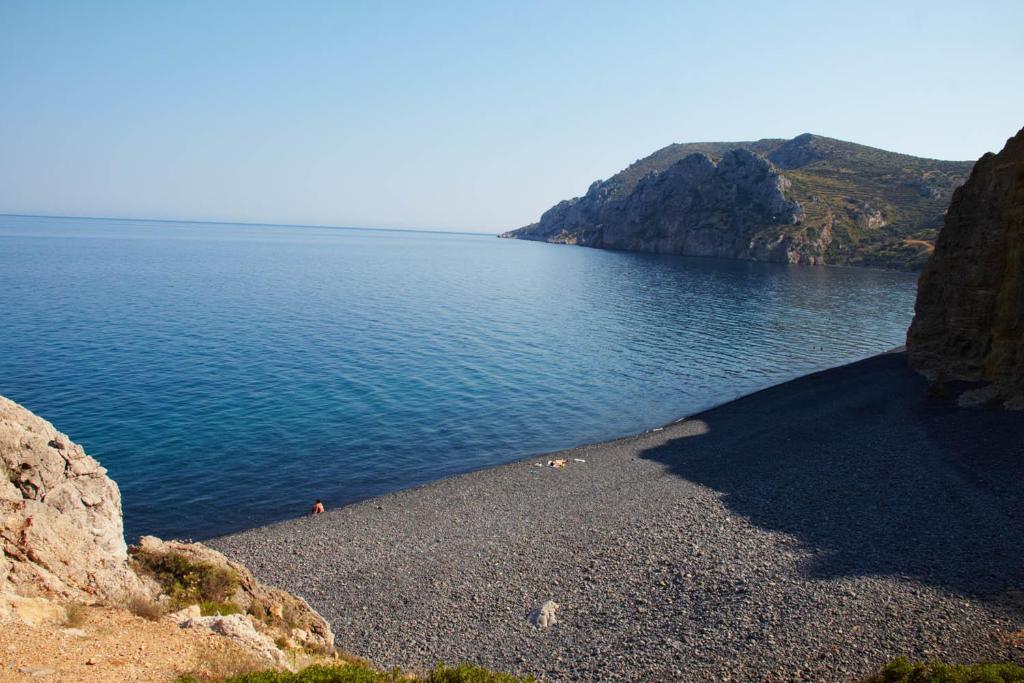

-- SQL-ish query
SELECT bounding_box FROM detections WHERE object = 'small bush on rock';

[132,550,239,608]
[127,593,166,621]
[193,646,266,680]
[201,601,243,616]
[862,658,1024,683]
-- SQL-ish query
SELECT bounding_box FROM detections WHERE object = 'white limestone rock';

[0,395,148,604]
[181,614,291,669]
[529,599,559,628]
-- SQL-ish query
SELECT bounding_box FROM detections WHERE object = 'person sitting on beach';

[311,499,325,515]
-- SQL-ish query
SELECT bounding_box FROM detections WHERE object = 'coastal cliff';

[501,133,973,269]
[0,395,336,679]
[907,126,1024,407]
[1,395,148,611]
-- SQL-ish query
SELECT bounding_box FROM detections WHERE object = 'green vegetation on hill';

[775,135,970,269]
[505,133,974,270]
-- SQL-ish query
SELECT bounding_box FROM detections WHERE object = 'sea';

[0,215,920,541]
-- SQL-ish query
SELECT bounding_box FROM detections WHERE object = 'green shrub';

[427,663,537,683]
[132,550,239,608]
[200,600,242,616]
[862,658,1024,683]
[175,662,403,682]
[174,662,535,683]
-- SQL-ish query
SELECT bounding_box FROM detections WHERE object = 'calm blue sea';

[0,215,919,541]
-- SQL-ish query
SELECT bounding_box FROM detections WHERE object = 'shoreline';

[206,347,909,542]
[210,351,1024,681]
[499,233,926,273]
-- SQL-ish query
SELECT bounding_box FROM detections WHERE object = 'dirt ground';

[0,604,266,683]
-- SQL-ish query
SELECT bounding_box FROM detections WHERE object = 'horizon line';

[0,212,498,238]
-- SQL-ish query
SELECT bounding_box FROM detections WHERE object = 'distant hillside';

[501,134,974,270]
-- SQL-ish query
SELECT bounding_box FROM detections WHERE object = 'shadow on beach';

[638,351,1024,598]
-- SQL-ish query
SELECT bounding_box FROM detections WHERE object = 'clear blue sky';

[1,1,1022,232]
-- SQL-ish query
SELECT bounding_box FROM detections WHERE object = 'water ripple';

[0,216,919,540]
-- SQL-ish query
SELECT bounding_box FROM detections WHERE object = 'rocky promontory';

[501,133,973,269]
[908,126,1024,407]
[508,149,818,263]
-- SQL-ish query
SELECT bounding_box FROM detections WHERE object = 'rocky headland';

[501,134,973,269]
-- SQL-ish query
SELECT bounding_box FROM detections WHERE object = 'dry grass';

[126,593,166,621]
[187,646,267,681]
[248,601,268,621]
[63,602,87,628]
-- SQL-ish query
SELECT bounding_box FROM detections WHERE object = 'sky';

[1,1,1022,233]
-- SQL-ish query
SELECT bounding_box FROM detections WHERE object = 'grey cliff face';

[506,149,823,264]
[907,126,1024,406]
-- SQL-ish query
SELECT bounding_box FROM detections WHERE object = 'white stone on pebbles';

[529,600,559,628]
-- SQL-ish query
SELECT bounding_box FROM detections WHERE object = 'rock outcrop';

[502,133,973,270]
[133,535,335,653]
[180,613,291,668]
[907,127,1024,406]
[0,396,149,606]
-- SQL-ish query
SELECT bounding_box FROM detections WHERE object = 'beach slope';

[211,351,1024,681]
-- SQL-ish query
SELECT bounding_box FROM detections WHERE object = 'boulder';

[908,127,1024,406]
[181,614,291,669]
[0,396,149,604]
[166,604,202,624]
[0,394,336,669]
[0,593,66,626]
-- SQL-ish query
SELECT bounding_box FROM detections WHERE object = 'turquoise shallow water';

[0,215,919,541]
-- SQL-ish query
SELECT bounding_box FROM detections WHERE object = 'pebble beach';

[211,351,1024,681]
